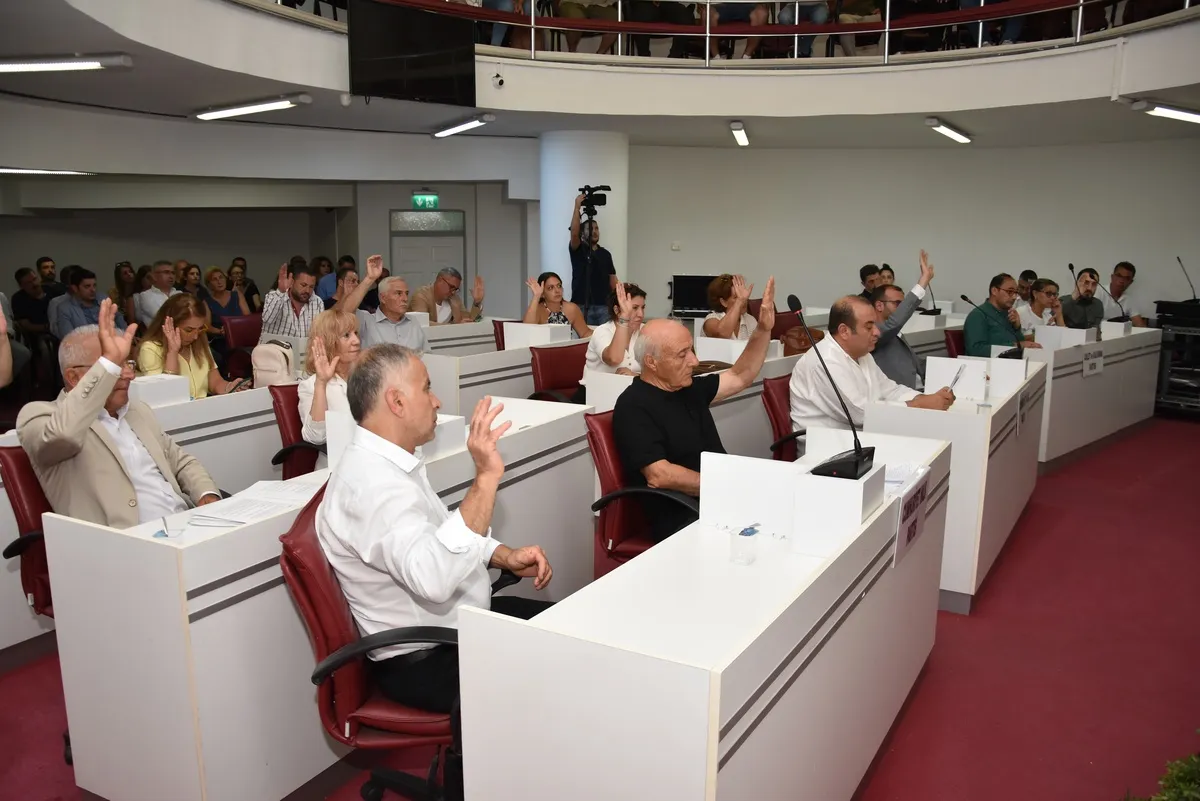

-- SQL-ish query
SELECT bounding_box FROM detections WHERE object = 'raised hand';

[472,275,485,306]
[757,276,776,333]
[525,276,544,301]
[98,298,137,364]
[466,396,510,480]
[732,275,753,304]
[1007,307,1021,328]
[366,255,384,283]
[615,282,634,321]
[311,337,339,383]
[277,264,292,295]
[163,316,183,354]
[919,249,935,287]
[505,545,552,590]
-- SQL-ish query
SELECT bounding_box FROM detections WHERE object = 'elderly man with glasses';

[410,268,485,325]
[964,273,1044,357]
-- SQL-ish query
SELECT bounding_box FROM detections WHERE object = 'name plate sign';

[1082,346,1105,377]
[893,467,930,567]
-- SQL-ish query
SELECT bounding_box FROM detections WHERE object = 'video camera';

[578,184,611,220]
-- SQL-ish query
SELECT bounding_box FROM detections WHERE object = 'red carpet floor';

[0,419,1197,801]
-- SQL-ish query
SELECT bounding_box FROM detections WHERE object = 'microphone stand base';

[919,307,942,316]
[810,447,876,480]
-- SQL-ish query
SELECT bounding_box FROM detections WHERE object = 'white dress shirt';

[134,287,180,326]
[1016,304,1055,336]
[1103,289,1145,321]
[789,336,919,433]
[317,425,502,659]
[703,311,757,340]
[581,321,641,384]
[436,300,453,324]
[297,373,349,445]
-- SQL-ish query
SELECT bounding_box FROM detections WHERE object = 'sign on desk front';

[892,467,930,567]
[1082,346,1105,377]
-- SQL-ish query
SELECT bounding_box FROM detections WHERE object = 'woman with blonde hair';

[136,293,247,399]
[297,309,362,447]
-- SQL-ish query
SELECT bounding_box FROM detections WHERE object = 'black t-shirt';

[568,243,616,308]
[11,290,51,327]
[612,375,724,542]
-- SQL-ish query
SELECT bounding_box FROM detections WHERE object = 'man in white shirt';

[317,344,553,714]
[334,255,429,352]
[789,296,956,433]
[16,300,220,528]
[1103,261,1148,326]
[134,261,182,326]
[1014,270,1038,310]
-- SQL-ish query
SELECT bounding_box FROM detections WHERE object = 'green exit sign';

[412,193,439,210]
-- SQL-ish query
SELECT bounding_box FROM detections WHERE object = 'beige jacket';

[16,362,219,529]
[409,284,482,326]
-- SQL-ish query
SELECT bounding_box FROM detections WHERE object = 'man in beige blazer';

[409,268,484,325]
[17,300,220,529]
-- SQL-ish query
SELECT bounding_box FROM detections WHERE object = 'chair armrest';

[591,486,699,514]
[528,390,574,403]
[769,429,806,453]
[490,569,522,595]
[3,532,43,560]
[271,441,328,466]
[311,626,459,685]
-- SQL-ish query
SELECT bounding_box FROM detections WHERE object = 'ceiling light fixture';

[0,167,93,175]
[730,121,749,147]
[0,53,133,73]
[925,116,972,144]
[1130,100,1200,125]
[433,113,496,139]
[194,94,312,121]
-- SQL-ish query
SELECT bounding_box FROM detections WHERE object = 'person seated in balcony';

[830,0,882,56]
[481,0,539,49]
[961,0,1023,46]
[560,0,619,54]
[777,0,828,58]
[629,0,699,58]
[713,2,770,58]
[702,274,757,340]
[523,272,592,338]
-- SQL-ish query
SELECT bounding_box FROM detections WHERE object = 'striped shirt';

[260,290,325,340]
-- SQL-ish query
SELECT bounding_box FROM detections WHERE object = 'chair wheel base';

[63,730,72,765]
[360,780,385,801]
[360,766,441,801]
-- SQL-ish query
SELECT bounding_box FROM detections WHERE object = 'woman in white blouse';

[583,282,646,380]
[702,274,758,340]
[297,309,361,447]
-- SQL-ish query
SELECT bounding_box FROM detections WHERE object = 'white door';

[390,235,465,291]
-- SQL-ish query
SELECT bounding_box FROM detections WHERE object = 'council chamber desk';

[0,387,280,653]
[425,337,587,416]
[41,398,594,801]
[425,319,497,356]
[459,431,950,801]
[1025,325,1161,463]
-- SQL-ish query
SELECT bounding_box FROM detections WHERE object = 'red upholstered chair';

[747,298,762,319]
[268,384,326,480]
[281,484,519,801]
[492,319,509,351]
[761,375,805,462]
[529,341,587,403]
[223,313,262,380]
[585,410,699,578]
[0,445,72,764]
[945,329,966,359]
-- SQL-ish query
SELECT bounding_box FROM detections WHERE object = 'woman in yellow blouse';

[136,293,247,399]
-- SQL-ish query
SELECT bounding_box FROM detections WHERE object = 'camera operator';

[569,191,618,327]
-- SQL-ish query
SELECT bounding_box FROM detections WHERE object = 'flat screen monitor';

[348,0,476,107]
[671,275,719,317]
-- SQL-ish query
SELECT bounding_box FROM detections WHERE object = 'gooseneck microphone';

[920,283,941,316]
[1075,262,1128,322]
[962,294,1022,359]
[786,294,875,480]
[960,294,978,309]
[1178,256,1199,303]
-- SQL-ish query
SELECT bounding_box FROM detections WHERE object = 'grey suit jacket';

[872,289,926,390]
[16,361,219,529]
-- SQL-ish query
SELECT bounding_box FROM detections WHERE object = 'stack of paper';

[186,496,296,528]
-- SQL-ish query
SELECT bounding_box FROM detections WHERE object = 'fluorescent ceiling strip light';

[0,54,132,73]
[433,114,495,138]
[1145,104,1200,125]
[925,116,971,144]
[0,168,93,175]
[195,94,311,121]
[730,121,749,147]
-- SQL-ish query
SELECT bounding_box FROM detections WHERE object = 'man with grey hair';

[410,267,485,325]
[317,343,553,715]
[613,277,777,542]
[16,300,219,528]
[333,255,428,352]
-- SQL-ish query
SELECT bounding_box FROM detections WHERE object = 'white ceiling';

[2,0,1199,149]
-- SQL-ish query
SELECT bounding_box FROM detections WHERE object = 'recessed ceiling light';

[0,168,93,175]
[925,116,972,144]
[195,94,312,121]
[0,54,132,73]
[433,113,496,139]
[730,121,749,147]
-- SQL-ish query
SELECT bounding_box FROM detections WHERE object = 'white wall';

[0,209,312,294]
[627,138,1200,317]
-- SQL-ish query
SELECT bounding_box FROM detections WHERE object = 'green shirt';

[963,304,1022,357]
